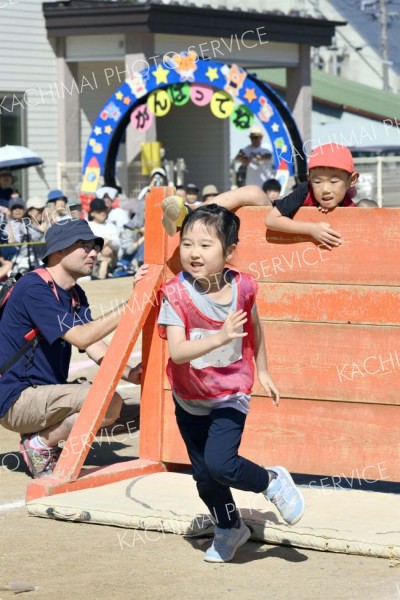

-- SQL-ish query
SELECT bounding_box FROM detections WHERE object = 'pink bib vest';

[158,270,257,401]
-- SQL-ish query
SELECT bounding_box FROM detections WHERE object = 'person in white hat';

[234,126,274,188]
[137,168,168,202]
[26,196,47,229]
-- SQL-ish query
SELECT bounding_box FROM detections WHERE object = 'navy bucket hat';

[42,219,104,262]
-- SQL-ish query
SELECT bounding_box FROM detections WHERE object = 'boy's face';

[91,209,108,224]
[0,174,13,188]
[308,167,359,210]
[176,188,187,201]
[186,192,198,205]
[11,207,24,220]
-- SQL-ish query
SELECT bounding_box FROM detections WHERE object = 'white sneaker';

[264,466,305,525]
[204,518,251,563]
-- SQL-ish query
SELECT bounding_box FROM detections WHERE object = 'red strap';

[33,268,60,301]
[33,268,80,312]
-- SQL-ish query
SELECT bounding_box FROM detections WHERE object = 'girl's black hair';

[180,203,240,253]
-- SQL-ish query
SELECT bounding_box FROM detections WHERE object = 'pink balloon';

[130,104,154,131]
[190,84,214,107]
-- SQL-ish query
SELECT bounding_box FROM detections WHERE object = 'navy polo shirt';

[0,269,92,418]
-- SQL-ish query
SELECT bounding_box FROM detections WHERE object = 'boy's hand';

[258,371,280,407]
[133,263,149,285]
[310,222,341,249]
[218,310,248,345]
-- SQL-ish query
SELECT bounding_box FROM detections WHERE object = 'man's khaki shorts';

[0,383,91,435]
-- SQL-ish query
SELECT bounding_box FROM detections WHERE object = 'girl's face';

[180,220,235,290]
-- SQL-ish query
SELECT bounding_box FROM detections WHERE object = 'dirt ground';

[0,278,399,600]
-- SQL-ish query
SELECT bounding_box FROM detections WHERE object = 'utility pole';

[380,0,390,90]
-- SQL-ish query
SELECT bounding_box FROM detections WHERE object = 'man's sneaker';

[264,466,305,525]
[19,435,61,479]
[204,518,251,563]
[161,195,189,237]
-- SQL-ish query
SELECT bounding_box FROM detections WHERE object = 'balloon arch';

[81,55,306,194]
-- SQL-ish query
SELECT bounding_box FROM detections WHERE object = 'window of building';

[0,94,25,195]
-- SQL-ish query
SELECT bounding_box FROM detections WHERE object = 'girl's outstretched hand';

[219,310,248,345]
[258,371,280,407]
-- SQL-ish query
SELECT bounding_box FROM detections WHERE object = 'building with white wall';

[1,0,397,201]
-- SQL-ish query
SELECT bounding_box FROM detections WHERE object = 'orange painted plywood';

[160,321,400,405]
[256,282,400,326]
[161,392,399,480]
[259,321,400,405]
[165,207,400,285]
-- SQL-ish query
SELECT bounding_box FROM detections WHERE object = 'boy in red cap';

[162,144,359,250]
[265,143,359,249]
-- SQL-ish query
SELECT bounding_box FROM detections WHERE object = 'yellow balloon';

[210,91,234,119]
[147,90,171,117]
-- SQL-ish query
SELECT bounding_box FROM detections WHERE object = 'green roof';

[253,68,399,121]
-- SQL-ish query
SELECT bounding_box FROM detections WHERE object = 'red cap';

[308,144,354,174]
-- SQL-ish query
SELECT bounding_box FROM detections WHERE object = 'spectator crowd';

[3,165,273,282]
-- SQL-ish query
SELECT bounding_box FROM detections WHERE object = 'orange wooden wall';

[140,194,400,481]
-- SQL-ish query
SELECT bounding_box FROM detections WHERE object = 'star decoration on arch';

[244,88,257,103]
[205,67,219,82]
[115,91,123,100]
[153,64,169,85]
[104,125,113,134]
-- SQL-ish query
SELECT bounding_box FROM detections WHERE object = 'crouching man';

[0,218,146,478]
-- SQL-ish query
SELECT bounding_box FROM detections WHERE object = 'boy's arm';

[166,310,248,364]
[266,207,342,249]
[252,307,280,406]
[266,183,342,249]
[206,185,269,209]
